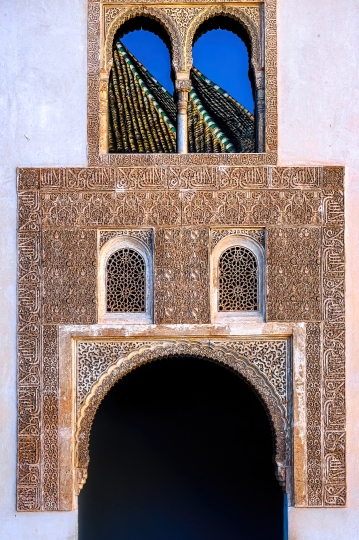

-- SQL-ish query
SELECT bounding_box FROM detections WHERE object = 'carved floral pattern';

[267,227,321,321]
[77,341,150,408]
[99,228,153,249]
[42,229,97,325]
[155,227,210,324]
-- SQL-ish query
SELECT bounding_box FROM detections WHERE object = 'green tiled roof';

[190,67,255,153]
[108,41,176,153]
[108,40,256,154]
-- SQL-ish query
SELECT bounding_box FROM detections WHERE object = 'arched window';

[189,17,256,154]
[211,233,265,322]
[99,234,153,324]
[105,13,262,155]
[108,17,176,154]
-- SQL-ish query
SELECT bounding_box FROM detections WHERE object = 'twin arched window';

[100,233,264,324]
[107,15,258,155]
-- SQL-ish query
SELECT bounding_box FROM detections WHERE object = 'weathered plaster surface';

[1,0,359,538]
[279,0,359,537]
[0,0,86,537]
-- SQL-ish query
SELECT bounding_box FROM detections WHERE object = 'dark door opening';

[79,356,284,539]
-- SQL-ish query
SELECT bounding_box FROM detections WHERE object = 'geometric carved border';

[75,338,290,493]
[17,165,345,510]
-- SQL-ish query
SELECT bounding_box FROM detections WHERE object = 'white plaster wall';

[1,0,359,538]
[278,0,359,538]
[0,0,87,538]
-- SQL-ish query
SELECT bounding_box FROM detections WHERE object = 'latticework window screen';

[106,248,146,312]
[218,246,258,311]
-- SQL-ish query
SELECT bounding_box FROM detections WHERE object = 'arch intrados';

[76,342,288,493]
[115,16,172,59]
[187,8,261,74]
[192,16,252,56]
[105,8,181,73]
[192,17,255,99]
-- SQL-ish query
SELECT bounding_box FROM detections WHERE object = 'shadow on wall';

[79,356,284,540]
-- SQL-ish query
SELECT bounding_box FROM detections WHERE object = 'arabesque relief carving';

[42,230,97,325]
[267,227,321,321]
[17,165,345,510]
[211,228,265,248]
[154,227,210,324]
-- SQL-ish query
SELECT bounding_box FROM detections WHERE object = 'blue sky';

[121,28,254,113]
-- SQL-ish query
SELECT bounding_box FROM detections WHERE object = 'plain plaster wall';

[0,0,359,538]
[279,0,359,538]
[0,0,87,538]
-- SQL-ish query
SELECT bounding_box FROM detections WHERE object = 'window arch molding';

[211,234,265,323]
[98,235,153,324]
[89,1,278,164]
[104,8,182,74]
[186,9,264,152]
[186,7,262,80]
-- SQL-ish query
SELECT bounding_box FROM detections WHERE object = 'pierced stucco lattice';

[106,248,146,312]
[218,247,258,311]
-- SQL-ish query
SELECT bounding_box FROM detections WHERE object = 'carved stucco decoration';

[105,7,184,73]
[211,228,265,248]
[267,227,321,321]
[104,5,261,76]
[75,339,289,492]
[42,229,97,325]
[154,227,210,324]
[185,6,262,77]
[98,228,153,249]
[104,7,125,36]
[17,165,345,510]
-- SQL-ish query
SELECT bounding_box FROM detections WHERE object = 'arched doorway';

[79,356,284,539]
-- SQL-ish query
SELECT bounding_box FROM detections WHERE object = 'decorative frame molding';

[17,165,345,511]
[98,233,154,324]
[210,233,265,323]
[88,0,277,163]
